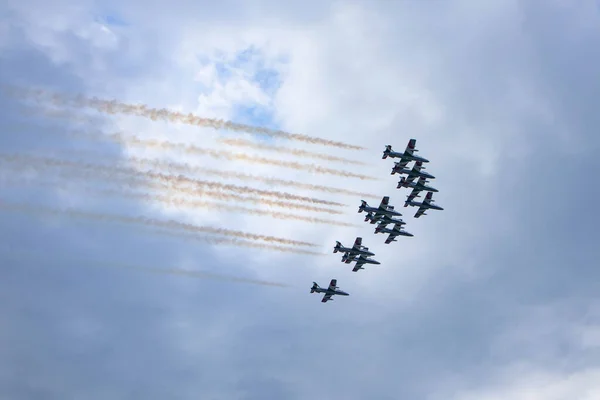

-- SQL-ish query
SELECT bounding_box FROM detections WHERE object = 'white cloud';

[2,0,599,398]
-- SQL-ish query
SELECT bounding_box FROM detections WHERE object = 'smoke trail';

[1,247,290,288]
[129,155,380,200]
[9,113,380,199]
[0,156,343,215]
[217,137,369,166]
[1,175,359,227]
[5,86,366,150]
[0,152,346,207]
[0,201,326,256]
[71,130,376,181]
[0,200,317,248]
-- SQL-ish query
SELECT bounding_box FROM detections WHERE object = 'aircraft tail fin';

[333,241,341,253]
[358,200,367,213]
[310,282,319,293]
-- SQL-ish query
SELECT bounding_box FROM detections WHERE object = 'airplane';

[405,191,444,218]
[310,279,349,303]
[358,196,403,223]
[403,177,439,204]
[333,237,375,257]
[342,253,381,272]
[397,175,439,192]
[375,222,414,243]
[382,139,430,170]
[391,160,436,180]
[364,213,406,227]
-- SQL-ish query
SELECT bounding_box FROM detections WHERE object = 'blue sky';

[1,1,600,399]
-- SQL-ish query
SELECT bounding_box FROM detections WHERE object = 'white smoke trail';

[5,85,366,150]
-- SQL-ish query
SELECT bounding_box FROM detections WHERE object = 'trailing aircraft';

[333,237,375,257]
[310,279,349,303]
[405,191,444,218]
[341,253,381,272]
[391,160,435,180]
[397,175,438,192]
[382,139,430,170]
[358,196,402,224]
[375,222,414,243]
[365,213,406,227]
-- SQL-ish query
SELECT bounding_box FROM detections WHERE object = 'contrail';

[217,137,369,166]
[128,155,380,200]
[5,86,366,150]
[1,175,359,227]
[72,130,377,181]
[8,113,379,199]
[1,247,290,288]
[0,153,346,207]
[0,201,319,249]
[0,156,344,215]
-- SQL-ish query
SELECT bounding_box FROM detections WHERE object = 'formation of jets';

[311,138,445,303]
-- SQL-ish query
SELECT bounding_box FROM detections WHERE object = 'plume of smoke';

[0,200,319,249]
[1,174,359,227]
[129,155,380,200]
[1,247,290,288]
[0,156,344,215]
[0,152,346,207]
[5,86,366,150]
[9,111,380,199]
[69,130,377,181]
[217,137,369,166]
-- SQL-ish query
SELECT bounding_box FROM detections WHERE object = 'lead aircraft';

[358,196,402,224]
[375,222,414,243]
[333,237,375,257]
[310,279,349,303]
[405,191,444,218]
[382,139,430,169]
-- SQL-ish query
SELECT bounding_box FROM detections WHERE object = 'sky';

[1,0,599,399]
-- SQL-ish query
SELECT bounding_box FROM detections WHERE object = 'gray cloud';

[1,1,599,400]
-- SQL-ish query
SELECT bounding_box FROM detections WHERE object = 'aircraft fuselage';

[391,166,436,180]
[336,246,375,257]
[375,227,414,237]
[386,151,430,163]
[315,288,349,296]
[398,181,438,192]
[405,201,444,211]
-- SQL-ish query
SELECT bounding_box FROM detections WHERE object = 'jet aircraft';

[333,237,375,257]
[405,191,444,218]
[397,175,439,192]
[375,222,414,243]
[341,253,381,272]
[310,279,349,303]
[365,213,406,227]
[391,160,435,180]
[358,196,402,224]
[382,139,430,169]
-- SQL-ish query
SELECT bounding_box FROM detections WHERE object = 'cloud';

[1,0,599,399]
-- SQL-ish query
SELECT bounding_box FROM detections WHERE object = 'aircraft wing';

[321,293,333,303]
[423,191,433,204]
[352,237,363,250]
[352,256,367,272]
[378,196,390,209]
[327,279,337,290]
[405,138,417,155]
[414,205,427,218]
[384,232,398,244]
[411,161,424,174]
[414,192,433,218]
[405,187,422,204]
